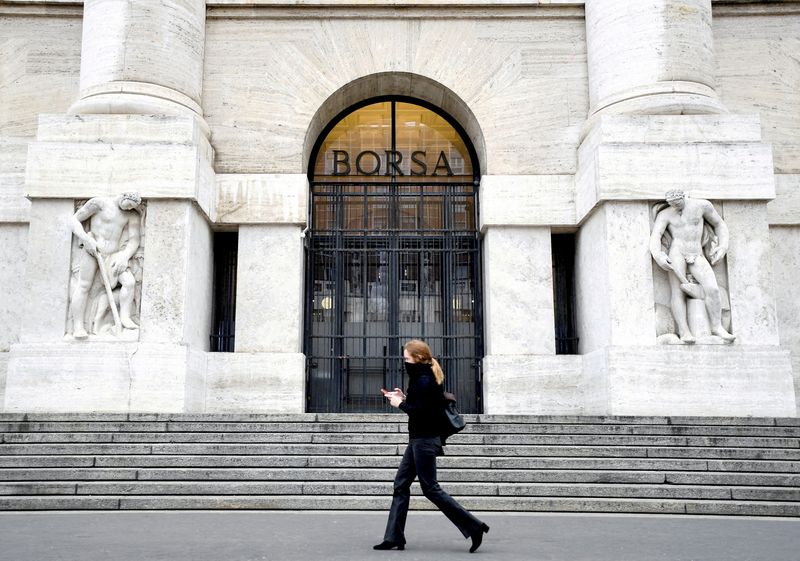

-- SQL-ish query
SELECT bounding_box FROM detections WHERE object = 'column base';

[67,81,210,138]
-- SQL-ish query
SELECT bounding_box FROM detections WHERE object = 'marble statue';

[650,190,735,344]
[68,193,145,339]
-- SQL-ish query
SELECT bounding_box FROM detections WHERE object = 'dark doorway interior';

[305,98,484,413]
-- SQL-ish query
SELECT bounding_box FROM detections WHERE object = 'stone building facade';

[0,0,797,416]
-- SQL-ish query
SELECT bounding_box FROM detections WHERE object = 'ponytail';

[431,358,444,386]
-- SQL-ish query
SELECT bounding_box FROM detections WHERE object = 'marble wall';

[715,8,800,413]
[0,224,28,352]
[574,202,657,354]
[0,9,81,231]
[483,226,555,355]
[0,137,30,223]
[205,352,305,413]
[139,201,213,350]
[235,224,304,353]
[0,2,798,415]
[0,11,82,137]
[714,9,800,176]
[0,223,28,411]
[202,7,589,175]
[483,354,583,414]
[770,226,800,414]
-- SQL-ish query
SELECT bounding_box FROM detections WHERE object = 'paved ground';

[0,511,798,561]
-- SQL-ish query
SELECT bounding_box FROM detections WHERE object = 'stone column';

[5,115,215,414]
[585,0,725,126]
[577,0,796,416]
[68,0,206,125]
[4,0,214,413]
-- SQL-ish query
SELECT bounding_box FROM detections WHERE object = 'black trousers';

[382,436,484,543]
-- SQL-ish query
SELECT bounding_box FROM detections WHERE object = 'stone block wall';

[0,1,797,415]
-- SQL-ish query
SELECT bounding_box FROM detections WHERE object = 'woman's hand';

[381,387,405,407]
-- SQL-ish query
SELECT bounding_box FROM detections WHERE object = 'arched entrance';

[305,97,483,413]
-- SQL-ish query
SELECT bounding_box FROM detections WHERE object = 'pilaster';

[578,0,796,416]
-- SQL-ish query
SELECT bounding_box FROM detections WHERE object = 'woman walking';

[373,339,490,553]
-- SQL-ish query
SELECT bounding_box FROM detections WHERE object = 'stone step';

[3,437,799,456]
[0,443,404,456]
[1,455,798,473]
[0,495,798,516]
[3,420,799,437]
[6,481,797,501]
[3,464,799,485]
[3,449,795,472]
[88,454,800,472]
[1,414,797,516]
[4,431,800,448]
[3,441,799,461]
[2,413,798,426]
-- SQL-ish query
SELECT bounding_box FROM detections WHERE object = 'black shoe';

[469,523,490,553]
[373,541,405,551]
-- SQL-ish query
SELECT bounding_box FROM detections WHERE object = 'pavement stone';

[0,511,798,561]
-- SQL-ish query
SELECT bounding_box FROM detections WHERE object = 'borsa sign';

[330,150,455,177]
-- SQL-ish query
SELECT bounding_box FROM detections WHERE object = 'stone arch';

[302,72,487,175]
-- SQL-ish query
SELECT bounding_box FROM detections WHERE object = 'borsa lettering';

[331,150,454,177]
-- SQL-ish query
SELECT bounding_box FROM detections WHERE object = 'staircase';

[1,413,799,515]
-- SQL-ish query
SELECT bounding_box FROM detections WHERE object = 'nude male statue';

[69,193,143,339]
[649,189,735,344]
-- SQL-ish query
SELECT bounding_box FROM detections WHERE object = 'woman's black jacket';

[398,362,445,439]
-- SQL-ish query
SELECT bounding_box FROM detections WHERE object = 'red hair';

[404,339,444,385]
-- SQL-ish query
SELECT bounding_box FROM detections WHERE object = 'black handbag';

[440,391,466,445]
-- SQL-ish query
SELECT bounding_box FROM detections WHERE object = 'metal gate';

[304,180,484,413]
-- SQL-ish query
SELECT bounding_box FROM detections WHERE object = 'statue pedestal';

[3,343,306,414]
[583,346,796,416]
[3,342,206,413]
